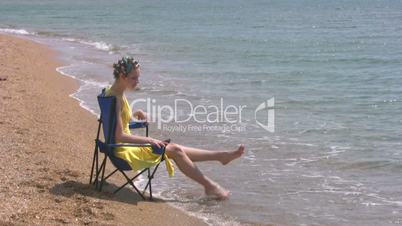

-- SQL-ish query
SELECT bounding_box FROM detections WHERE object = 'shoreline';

[54,65,100,117]
[0,33,206,226]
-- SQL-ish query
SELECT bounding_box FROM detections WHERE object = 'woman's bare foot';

[205,183,230,200]
[220,144,246,165]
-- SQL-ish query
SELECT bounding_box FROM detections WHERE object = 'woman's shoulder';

[104,87,125,106]
[105,87,122,98]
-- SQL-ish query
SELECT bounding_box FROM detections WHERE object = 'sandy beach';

[0,34,206,226]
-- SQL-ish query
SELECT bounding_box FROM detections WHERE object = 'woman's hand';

[133,109,147,121]
[147,137,168,149]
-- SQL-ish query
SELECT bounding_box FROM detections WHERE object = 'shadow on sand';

[49,179,164,205]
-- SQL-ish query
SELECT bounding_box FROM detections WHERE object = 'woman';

[106,56,245,200]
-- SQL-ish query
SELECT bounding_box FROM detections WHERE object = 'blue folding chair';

[89,89,167,200]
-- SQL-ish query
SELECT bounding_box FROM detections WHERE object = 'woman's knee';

[166,143,185,158]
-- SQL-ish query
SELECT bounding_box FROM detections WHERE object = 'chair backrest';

[97,90,116,145]
[97,89,132,171]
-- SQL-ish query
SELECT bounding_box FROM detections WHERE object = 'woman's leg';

[165,143,230,199]
[175,144,245,165]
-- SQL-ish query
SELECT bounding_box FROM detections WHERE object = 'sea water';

[1,0,402,225]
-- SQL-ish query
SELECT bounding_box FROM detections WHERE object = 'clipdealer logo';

[254,97,275,133]
[130,97,275,133]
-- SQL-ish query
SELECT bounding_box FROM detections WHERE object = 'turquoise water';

[2,0,402,225]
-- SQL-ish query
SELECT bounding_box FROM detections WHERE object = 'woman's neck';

[110,79,125,96]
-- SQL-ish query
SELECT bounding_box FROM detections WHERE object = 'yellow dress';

[105,88,174,177]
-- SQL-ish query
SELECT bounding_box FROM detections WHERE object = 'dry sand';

[0,34,206,226]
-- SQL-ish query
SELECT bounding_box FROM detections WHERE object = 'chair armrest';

[108,143,152,148]
[108,143,166,155]
[129,121,148,129]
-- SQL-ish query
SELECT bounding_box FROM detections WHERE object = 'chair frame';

[89,91,165,200]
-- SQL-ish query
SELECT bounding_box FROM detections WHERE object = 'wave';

[56,64,108,87]
[56,65,79,79]
[62,37,114,52]
[0,28,35,35]
[56,64,109,117]
[340,160,397,171]
[1,26,118,54]
[364,193,402,207]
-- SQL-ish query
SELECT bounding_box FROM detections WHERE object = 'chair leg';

[93,155,105,188]
[143,163,160,192]
[143,163,161,201]
[120,170,146,200]
[148,168,153,201]
[89,142,99,184]
[92,151,161,201]
[98,156,107,191]
[91,121,102,184]
[103,168,118,181]
[113,168,147,194]
[95,150,99,184]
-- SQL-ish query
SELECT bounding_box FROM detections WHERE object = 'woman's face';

[124,67,140,90]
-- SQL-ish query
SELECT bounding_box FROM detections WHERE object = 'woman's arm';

[114,97,165,148]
